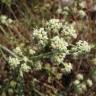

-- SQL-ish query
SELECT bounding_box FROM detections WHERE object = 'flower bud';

[86,79,93,87]
[73,80,80,85]
[76,74,84,80]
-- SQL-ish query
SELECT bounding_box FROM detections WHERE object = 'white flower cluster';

[8,56,30,73]
[20,63,31,72]
[79,0,86,9]
[76,74,84,80]
[8,47,31,73]
[0,15,13,25]
[46,19,63,33]
[74,82,87,94]
[51,36,68,52]
[51,53,66,64]
[62,22,77,39]
[73,73,93,94]
[8,57,20,69]
[13,47,23,56]
[34,60,42,70]
[86,79,93,87]
[61,62,73,73]
[33,28,48,47]
[50,36,68,64]
[57,7,70,17]
[71,40,91,56]
[29,49,36,55]
[78,10,86,18]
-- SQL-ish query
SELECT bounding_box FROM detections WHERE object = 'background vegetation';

[0,0,96,96]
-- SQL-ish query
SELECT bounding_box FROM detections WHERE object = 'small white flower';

[33,28,48,40]
[51,53,66,64]
[23,56,28,62]
[0,15,7,24]
[57,7,62,14]
[38,39,48,47]
[74,82,87,94]
[61,22,77,39]
[0,15,7,20]
[7,18,13,24]
[71,40,91,56]
[73,80,80,85]
[86,79,93,87]
[74,84,84,94]
[62,62,73,73]
[29,49,36,55]
[33,28,48,47]
[79,1,86,9]
[76,74,84,80]
[8,57,20,69]
[20,63,31,72]
[34,61,42,70]
[0,15,13,25]
[50,36,68,64]
[63,6,69,11]
[80,83,87,91]
[78,10,86,18]
[13,47,23,56]
[51,36,68,52]
[46,19,63,33]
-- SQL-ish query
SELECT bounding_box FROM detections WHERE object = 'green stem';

[17,72,25,96]
[0,44,17,57]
